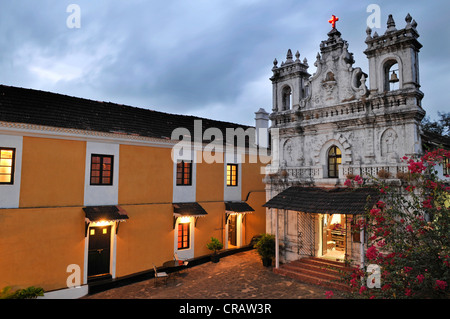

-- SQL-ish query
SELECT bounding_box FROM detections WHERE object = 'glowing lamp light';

[92,220,110,227]
[179,216,191,224]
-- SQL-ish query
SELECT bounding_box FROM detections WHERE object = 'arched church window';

[384,60,399,91]
[282,86,292,110]
[327,146,341,178]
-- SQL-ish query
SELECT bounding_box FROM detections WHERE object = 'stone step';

[273,257,355,292]
[274,267,350,292]
[281,263,341,282]
[288,260,344,276]
[296,257,354,273]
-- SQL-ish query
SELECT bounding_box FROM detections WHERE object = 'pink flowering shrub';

[342,149,450,299]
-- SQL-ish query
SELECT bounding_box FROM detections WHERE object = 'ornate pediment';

[303,29,368,109]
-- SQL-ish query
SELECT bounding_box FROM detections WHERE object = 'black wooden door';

[88,226,111,278]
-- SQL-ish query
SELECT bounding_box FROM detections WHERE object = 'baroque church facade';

[264,14,426,265]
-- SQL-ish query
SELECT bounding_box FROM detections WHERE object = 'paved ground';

[84,250,344,299]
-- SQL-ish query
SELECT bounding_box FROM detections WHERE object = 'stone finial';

[373,31,379,38]
[365,26,372,41]
[411,19,418,29]
[386,14,397,33]
[314,53,321,67]
[303,57,308,67]
[286,49,293,62]
[405,13,412,26]
[273,58,278,68]
[295,50,300,61]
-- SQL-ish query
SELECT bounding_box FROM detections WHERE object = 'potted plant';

[254,233,275,267]
[206,237,223,263]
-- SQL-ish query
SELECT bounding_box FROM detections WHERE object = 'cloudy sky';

[0,0,448,126]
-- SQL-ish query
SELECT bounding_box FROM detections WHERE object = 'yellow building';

[0,85,270,298]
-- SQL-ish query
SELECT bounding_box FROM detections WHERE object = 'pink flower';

[405,185,415,192]
[376,201,386,208]
[370,208,381,216]
[425,180,438,190]
[408,160,426,174]
[325,290,334,299]
[366,246,379,261]
[344,179,352,187]
[359,286,367,295]
[404,266,413,273]
[377,240,386,247]
[354,175,363,185]
[422,199,433,209]
[417,274,425,284]
[435,280,448,290]
[405,288,413,297]
[406,225,413,233]
[381,284,391,291]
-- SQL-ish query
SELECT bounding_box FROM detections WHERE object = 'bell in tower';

[389,70,399,83]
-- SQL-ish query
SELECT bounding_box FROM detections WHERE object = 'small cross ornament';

[328,15,339,29]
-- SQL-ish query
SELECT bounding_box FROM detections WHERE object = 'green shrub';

[206,237,223,254]
[0,286,44,299]
[254,233,275,259]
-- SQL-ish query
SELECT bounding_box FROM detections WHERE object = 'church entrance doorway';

[321,214,346,261]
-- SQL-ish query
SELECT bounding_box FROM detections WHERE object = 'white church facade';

[264,14,427,267]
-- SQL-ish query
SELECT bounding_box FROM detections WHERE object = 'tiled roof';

[421,131,450,150]
[225,201,255,213]
[83,205,129,222]
[172,202,208,216]
[264,186,380,215]
[0,84,253,143]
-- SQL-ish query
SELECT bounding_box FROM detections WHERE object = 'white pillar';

[275,209,279,269]
[360,228,365,269]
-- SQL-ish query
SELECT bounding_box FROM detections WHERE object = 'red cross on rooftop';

[328,15,339,29]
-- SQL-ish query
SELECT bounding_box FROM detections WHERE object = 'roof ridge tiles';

[0,84,255,142]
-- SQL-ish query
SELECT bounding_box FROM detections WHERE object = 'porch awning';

[83,205,129,223]
[172,202,208,217]
[225,201,255,214]
[263,186,379,215]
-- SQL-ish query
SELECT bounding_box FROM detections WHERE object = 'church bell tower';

[270,49,310,113]
[364,14,423,103]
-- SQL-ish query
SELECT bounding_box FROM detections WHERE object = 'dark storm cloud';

[0,0,448,125]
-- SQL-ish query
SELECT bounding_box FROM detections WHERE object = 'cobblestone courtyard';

[84,250,342,299]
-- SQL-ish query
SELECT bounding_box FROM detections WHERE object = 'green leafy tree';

[422,112,450,137]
